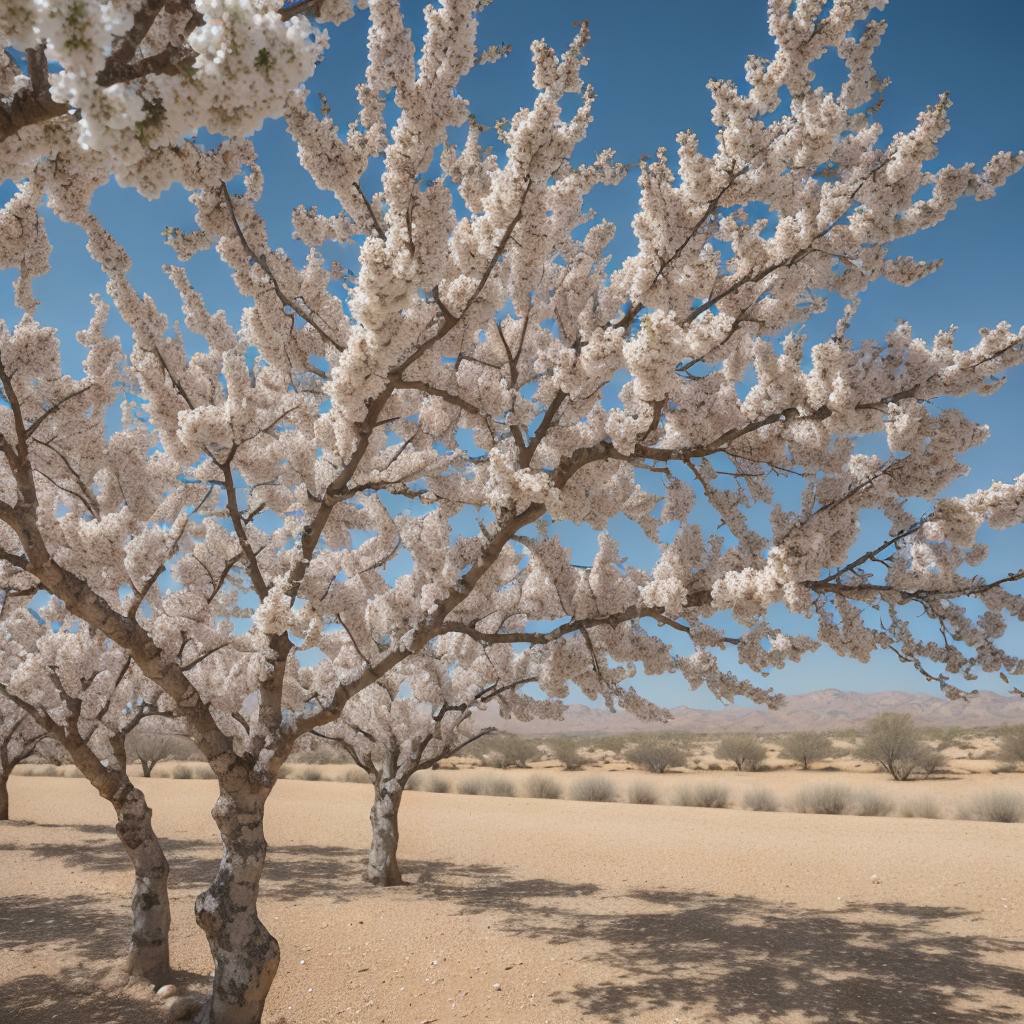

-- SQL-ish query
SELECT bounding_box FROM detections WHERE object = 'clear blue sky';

[4,1,1023,710]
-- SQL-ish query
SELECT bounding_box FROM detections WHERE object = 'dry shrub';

[171,764,194,780]
[426,775,451,794]
[545,737,588,770]
[997,726,1024,765]
[899,796,942,819]
[456,776,484,795]
[627,781,659,804]
[793,784,851,815]
[743,788,778,812]
[624,737,690,774]
[481,734,538,769]
[961,792,1023,823]
[779,732,835,769]
[714,735,767,772]
[676,783,729,808]
[482,776,516,797]
[525,775,561,799]
[858,713,946,780]
[854,791,893,817]
[570,776,616,802]
[339,766,371,784]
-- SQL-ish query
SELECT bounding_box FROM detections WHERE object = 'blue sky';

[4,1,1023,710]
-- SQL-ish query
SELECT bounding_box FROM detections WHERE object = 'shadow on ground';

[3,819,1022,1024]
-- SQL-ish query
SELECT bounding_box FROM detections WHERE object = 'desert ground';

[2,753,1022,1024]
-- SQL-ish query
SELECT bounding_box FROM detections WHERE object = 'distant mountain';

[475,688,1024,736]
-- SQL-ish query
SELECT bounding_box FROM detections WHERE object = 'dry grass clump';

[456,776,484,796]
[426,775,451,794]
[675,782,729,808]
[742,788,778,812]
[524,775,562,799]
[481,776,516,797]
[570,776,616,802]
[20,764,61,777]
[339,766,372,784]
[961,791,1024,823]
[899,796,942,819]
[853,791,893,817]
[163,762,216,780]
[793,784,851,815]
[627,780,659,804]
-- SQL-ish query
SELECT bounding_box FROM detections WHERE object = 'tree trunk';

[141,760,154,778]
[194,788,278,1024]
[114,786,171,984]
[0,770,9,821]
[366,778,403,887]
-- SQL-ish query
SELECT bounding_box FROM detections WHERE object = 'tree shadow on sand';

[5,821,1024,1024]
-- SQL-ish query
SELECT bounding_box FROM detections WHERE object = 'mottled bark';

[115,786,171,984]
[366,777,404,887]
[194,787,278,1024]
[0,770,9,821]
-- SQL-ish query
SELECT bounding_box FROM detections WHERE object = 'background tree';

[715,734,768,772]
[0,609,176,984]
[779,731,836,770]
[858,712,939,781]
[625,736,692,773]
[127,725,186,778]
[0,695,43,821]
[313,649,541,886]
[1,1,1024,1021]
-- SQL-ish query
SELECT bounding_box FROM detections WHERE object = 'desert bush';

[676,783,729,808]
[714,734,767,772]
[961,792,1024,823]
[570,776,616,802]
[624,737,691,774]
[404,774,424,791]
[545,736,588,770]
[779,732,835,770]
[794,784,851,815]
[426,775,451,794]
[914,747,948,779]
[854,791,893,817]
[339,766,371,784]
[171,764,194,780]
[456,776,484,795]
[858,713,943,781]
[22,764,59,777]
[997,725,1024,765]
[596,735,628,755]
[481,734,538,769]
[743,788,778,812]
[298,767,323,782]
[929,727,965,751]
[627,780,659,804]
[524,775,562,799]
[482,776,516,797]
[899,796,942,819]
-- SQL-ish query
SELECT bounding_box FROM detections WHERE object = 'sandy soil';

[1,771,1022,1024]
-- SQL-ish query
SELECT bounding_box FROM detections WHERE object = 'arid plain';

[2,737,1022,1024]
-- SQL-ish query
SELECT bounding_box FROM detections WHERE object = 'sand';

[1,769,1022,1024]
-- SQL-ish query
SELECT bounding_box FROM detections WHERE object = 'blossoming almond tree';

[1,1,1023,1021]
[0,608,176,983]
[314,644,547,885]
[0,694,44,821]
[0,0,357,196]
